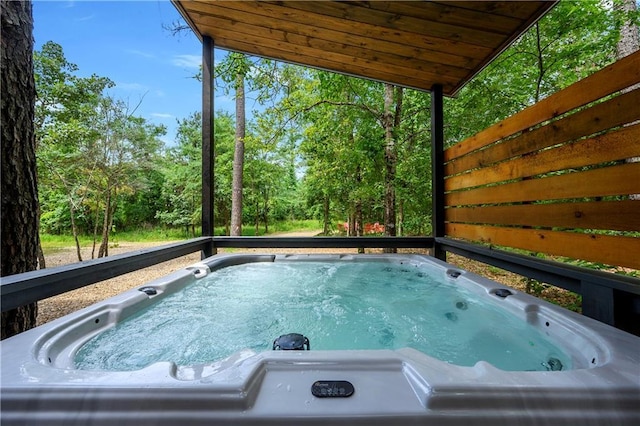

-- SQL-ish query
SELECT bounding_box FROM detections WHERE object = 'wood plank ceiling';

[172,1,557,96]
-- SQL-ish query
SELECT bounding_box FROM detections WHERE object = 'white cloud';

[172,54,201,70]
[151,113,174,119]
[126,49,155,59]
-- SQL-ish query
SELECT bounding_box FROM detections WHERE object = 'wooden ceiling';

[172,1,557,96]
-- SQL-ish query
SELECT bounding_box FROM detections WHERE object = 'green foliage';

[155,111,204,235]
[35,1,628,249]
[35,42,166,256]
[445,0,617,146]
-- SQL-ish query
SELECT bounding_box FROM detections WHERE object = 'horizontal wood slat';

[202,0,494,58]
[445,88,640,178]
[445,223,640,270]
[445,123,640,191]
[255,1,508,48]
[195,14,474,74]
[445,162,640,206]
[189,3,478,70]
[359,2,522,35]
[446,200,640,232]
[444,51,640,161]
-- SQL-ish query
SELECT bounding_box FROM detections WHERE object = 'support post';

[581,281,615,326]
[431,84,445,260]
[202,35,215,258]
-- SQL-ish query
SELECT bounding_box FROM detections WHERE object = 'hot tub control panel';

[311,380,354,398]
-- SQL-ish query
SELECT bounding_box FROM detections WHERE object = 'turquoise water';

[75,261,572,372]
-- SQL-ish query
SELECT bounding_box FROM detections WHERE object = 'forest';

[35,0,637,260]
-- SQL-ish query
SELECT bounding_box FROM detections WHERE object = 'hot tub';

[2,254,639,425]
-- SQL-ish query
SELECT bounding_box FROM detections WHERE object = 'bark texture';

[616,0,640,60]
[383,84,402,253]
[1,0,39,339]
[616,0,640,199]
[230,74,245,236]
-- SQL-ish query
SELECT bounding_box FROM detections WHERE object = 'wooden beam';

[210,36,457,93]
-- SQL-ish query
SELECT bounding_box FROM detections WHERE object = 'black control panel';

[311,380,355,398]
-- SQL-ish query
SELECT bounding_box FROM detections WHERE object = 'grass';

[40,220,322,250]
[40,228,190,249]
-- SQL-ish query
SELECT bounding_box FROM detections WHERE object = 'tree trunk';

[348,213,355,237]
[263,188,269,234]
[355,157,363,238]
[255,196,259,235]
[616,0,640,199]
[230,73,245,236]
[1,0,39,339]
[37,244,46,269]
[91,199,101,259]
[382,84,398,253]
[616,0,640,61]
[98,189,111,258]
[69,199,83,261]
[355,202,363,237]
[534,23,544,103]
[323,195,330,235]
[397,198,404,237]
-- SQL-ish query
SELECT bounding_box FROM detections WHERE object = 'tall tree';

[1,0,39,339]
[157,111,236,235]
[89,96,165,257]
[217,53,251,236]
[34,41,113,261]
[382,83,403,248]
[231,69,246,236]
[157,112,204,236]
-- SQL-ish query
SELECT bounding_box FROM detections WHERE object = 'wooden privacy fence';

[444,51,640,271]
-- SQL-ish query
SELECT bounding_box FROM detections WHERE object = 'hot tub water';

[75,260,571,372]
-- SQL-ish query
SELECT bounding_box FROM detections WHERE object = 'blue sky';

[33,0,235,145]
